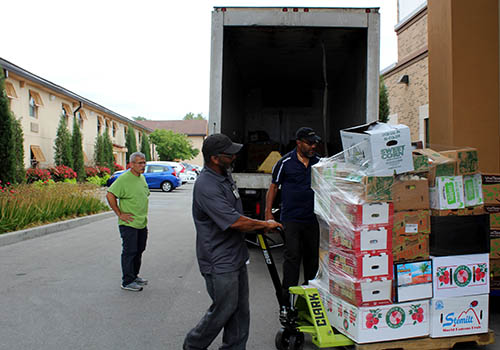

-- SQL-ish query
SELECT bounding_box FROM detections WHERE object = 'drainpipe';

[73,101,82,119]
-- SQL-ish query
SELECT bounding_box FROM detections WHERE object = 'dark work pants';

[282,220,320,306]
[184,265,250,350]
[119,225,148,285]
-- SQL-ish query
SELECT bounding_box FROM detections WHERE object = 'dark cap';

[296,127,321,143]
[202,133,243,157]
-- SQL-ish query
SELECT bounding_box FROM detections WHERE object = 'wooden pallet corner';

[351,330,495,350]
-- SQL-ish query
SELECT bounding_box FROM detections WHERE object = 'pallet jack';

[256,231,354,350]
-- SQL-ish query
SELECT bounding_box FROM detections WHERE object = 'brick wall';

[398,12,428,59]
[384,56,429,141]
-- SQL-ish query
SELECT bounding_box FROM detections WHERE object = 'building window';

[62,103,72,124]
[112,122,117,137]
[418,104,429,147]
[4,81,18,99]
[124,126,128,138]
[28,90,43,119]
[97,117,102,134]
[77,112,84,128]
[138,132,142,143]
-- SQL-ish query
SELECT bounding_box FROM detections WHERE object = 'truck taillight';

[365,9,371,13]
[255,202,261,216]
[304,8,309,12]
[221,7,226,12]
[293,8,298,12]
[282,8,287,12]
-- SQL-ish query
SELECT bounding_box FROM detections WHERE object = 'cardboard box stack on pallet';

[309,121,491,345]
[483,174,500,289]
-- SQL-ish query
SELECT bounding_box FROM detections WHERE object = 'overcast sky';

[1,0,398,121]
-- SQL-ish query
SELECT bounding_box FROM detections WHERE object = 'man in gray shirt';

[184,134,282,350]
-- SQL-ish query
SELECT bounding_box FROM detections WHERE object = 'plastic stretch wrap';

[312,146,395,307]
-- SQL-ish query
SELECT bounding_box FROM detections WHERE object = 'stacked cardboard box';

[310,122,431,344]
[309,123,491,344]
[482,174,500,288]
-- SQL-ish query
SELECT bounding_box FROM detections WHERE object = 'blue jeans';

[184,265,250,350]
[119,225,148,285]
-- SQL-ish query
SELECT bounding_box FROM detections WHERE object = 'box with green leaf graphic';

[412,149,456,185]
[363,176,394,201]
[411,153,429,173]
[482,174,500,205]
[429,176,465,210]
[491,238,500,258]
[463,173,483,207]
[440,148,478,175]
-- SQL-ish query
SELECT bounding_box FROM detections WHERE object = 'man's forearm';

[230,216,273,232]
[106,192,121,216]
[265,184,278,218]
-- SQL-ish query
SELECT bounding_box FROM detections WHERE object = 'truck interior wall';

[221,26,367,158]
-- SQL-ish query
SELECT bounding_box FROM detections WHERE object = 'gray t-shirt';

[192,167,248,274]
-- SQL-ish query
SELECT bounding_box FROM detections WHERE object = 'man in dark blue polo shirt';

[265,127,321,309]
[184,133,282,350]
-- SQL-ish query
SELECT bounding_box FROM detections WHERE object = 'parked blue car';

[107,163,181,192]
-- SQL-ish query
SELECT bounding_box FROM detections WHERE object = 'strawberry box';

[329,250,393,280]
[330,224,391,255]
[328,268,392,307]
[432,254,489,297]
[430,294,488,338]
[394,260,433,302]
[318,289,430,344]
[331,199,394,229]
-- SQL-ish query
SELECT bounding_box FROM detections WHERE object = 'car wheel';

[161,181,173,192]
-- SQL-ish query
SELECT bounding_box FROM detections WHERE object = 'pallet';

[350,330,494,350]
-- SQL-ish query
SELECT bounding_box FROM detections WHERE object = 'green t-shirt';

[108,170,150,229]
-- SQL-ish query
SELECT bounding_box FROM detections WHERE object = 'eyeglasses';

[217,153,235,158]
[133,161,146,165]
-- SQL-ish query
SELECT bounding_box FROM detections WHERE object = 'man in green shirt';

[107,152,150,292]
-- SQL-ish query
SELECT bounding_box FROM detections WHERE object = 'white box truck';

[209,6,380,221]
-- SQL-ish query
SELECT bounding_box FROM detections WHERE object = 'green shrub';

[86,174,110,186]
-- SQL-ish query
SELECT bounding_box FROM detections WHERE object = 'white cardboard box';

[330,225,391,254]
[394,260,433,303]
[432,254,489,298]
[320,290,430,344]
[340,122,414,176]
[429,176,465,210]
[463,173,484,207]
[430,294,489,338]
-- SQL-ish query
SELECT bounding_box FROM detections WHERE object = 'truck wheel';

[161,181,173,192]
[275,328,304,350]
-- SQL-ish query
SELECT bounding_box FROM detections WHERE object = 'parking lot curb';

[0,211,114,248]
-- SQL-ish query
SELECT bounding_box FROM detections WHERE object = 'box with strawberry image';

[317,285,430,344]
[432,253,489,298]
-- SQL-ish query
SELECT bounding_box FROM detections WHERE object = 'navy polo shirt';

[271,149,320,223]
[192,167,248,274]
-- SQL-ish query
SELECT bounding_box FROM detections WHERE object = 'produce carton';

[330,224,391,255]
[341,122,414,176]
[392,178,429,211]
[430,206,485,216]
[329,251,393,280]
[482,173,500,205]
[393,233,429,262]
[413,149,457,185]
[393,210,430,236]
[432,254,489,298]
[430,294,488,338]
[440,148,479,175]
[394,260,433,302]
[429,176,465,210]
[484,205,500,228]
[490,258,500,278]
[319,289,430,344]
[328,268,392,307]
[412,152,429,173]
[490,238,500,259]
[463,173,483,207]
[430,215,490,256]
[363,176,395,202]
[332,199,394,228]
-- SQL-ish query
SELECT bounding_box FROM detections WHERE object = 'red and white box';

[328,268,392,307]
[432,253,489,298]
[329,250,393,280]
[316,287,430,344]
[330,224,392,255]
[430,294,489,338]
[333,200,394,228]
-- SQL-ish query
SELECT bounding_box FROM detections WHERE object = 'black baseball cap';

[296,127,321,143]
[202,133,243,157]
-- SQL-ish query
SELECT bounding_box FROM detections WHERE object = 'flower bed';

[0,182,109,234]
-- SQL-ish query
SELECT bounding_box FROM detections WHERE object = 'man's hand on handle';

[264,220,283,233]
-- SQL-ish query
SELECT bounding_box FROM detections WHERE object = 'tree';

[102,127,115,171]
[54,115,73,167]
[94,134,105,166]
[140,132,151,161]
[71,116,85,180]
[379,76,390,123]
[149,129,199,161]
[183,112,205,120]
[132,116,148,121]
[125,125,137,161]
[12,116,25,183]
[0,66,16,184]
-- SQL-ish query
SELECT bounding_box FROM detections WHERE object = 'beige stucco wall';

[397,13,428,59]
[188,135,204,166]
[5,73,149,169]
[384,56,429,142]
